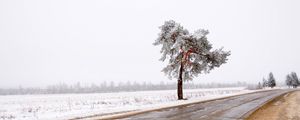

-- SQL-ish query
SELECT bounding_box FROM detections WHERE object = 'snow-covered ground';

[0,87,251,120]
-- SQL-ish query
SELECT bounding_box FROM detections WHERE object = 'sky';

[1,0,300,88]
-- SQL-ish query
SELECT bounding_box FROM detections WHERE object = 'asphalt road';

[113,89,294,120]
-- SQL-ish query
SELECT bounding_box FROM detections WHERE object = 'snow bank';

[0,87,248,120]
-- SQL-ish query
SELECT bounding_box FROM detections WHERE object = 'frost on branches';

[153,20,230,99]
[153,20,230,81]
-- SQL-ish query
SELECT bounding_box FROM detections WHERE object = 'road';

[107,89,294,120]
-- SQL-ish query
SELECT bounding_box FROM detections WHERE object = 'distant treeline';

[0,81,248,95]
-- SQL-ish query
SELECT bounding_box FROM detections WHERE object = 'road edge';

[242,89,298,119]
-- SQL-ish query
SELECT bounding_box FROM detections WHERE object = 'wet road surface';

[116,89,294,120]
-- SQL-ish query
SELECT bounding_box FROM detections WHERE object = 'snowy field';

[0,87,250,120]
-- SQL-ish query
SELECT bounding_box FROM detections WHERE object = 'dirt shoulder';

[246,90,300,120]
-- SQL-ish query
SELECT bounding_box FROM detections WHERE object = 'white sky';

[1,0,300,88]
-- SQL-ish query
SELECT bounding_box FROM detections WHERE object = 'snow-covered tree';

[153,20,230,100]
[262,77,268,88]
[290,72,299,88]
[286,74,292,88]
[267,72,276,88]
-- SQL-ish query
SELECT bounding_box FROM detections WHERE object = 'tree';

[267,72,276,88]
[286,74,292,88]
[262,77,268,88]
[153,20,230,100]
[290,72,299,88]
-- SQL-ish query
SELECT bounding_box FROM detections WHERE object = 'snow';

[0,87,251,120]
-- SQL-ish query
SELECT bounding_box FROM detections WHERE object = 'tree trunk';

[177,62,184,100]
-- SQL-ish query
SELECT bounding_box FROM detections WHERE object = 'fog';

[1,0,300,88]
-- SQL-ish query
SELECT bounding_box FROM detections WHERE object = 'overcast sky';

[1,0,300,88]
